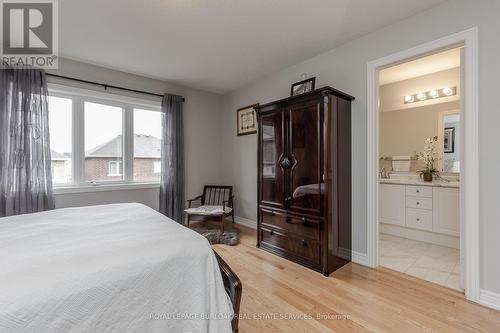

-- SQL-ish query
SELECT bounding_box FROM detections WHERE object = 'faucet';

[379,167,390,179]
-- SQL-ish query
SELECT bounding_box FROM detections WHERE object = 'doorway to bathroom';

[366,28,480,301]
[377,47,462,291]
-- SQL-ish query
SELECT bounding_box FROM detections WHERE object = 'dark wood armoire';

[255,87,354,276]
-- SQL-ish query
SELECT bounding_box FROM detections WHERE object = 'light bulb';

[429,90,439,98]
[417,93,427,101]
[442,87,453,96]
[404,95,414,103]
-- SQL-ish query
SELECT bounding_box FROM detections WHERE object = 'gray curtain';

[159,94,184,223]
[0,67,55,217]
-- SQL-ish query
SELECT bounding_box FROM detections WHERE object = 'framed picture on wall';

[237,104,259,136]
[290,77,316,96]
[444,127,455,153]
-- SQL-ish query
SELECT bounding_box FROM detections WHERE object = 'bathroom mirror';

[378,53,461,176]
[379,107,461,174]
[438,112,460,172]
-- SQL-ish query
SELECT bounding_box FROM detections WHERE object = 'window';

[84,101,124,182]
[108,161,123,176]
[153,161,161,174]
[48,85,162,188]
[48,96,72,184]
[133,108,162,182]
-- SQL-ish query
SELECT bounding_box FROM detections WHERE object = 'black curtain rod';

[46,73,185,102]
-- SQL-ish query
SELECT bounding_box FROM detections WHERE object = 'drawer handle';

[301,239,308,247]
[416,202,420,205]
[416,218,420,222]
[301,217,307,224]
[416,190,420,193]
[269,230,275,235]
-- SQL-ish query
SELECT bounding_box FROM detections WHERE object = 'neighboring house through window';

[85,134,161,181]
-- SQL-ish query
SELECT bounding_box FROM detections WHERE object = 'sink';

[379,178,401,182]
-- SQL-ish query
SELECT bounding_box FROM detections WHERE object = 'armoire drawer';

[260,209,320,240]
[260,227,321,265]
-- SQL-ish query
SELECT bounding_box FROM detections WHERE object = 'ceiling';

[379,47,461,85]
[59,0,447,94]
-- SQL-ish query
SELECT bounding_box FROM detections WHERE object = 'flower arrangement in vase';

[416,136,440,182]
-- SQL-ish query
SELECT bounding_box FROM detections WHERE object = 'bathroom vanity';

[379,178,460,248]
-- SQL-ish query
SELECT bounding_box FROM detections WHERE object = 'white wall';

[54,188,160,210]
[49,58,225,210]
[220,0,500,294]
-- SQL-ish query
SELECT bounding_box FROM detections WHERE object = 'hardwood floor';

[213,226,500,333]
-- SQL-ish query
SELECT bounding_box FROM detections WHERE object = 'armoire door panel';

[259,111,286,208]
[287,101,323,215]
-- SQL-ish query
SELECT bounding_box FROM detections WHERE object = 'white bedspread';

[0,203,233,333]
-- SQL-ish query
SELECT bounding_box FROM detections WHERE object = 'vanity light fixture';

[429,90,439,98]
[404,95,414,103]
[403,86,457,104]
[442,87,453,96]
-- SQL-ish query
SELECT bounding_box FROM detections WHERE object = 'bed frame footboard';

[214,251,242,333]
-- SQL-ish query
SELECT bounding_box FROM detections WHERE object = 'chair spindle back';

[203,185,233,206]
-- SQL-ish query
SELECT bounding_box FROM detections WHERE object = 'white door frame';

[366,27,479,301]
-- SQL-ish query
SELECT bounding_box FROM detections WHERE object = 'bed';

[0,203,241,333]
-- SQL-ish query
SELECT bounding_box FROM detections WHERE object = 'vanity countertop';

[379,178,460,188]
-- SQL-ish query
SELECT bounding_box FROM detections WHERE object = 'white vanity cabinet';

[379,183,460,238]
[433,187,460,236]
[379,184,406,226]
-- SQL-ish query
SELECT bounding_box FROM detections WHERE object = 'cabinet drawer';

[260,227,321,265]
[406,196,432,210]
[405,208,432,231]
[260,209,320,240]
[406,185,432,198]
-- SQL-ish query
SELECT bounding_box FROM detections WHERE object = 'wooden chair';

[185,185,234,233]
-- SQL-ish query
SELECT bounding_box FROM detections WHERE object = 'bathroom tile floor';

[379,233,462,291]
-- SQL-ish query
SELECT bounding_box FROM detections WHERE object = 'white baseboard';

[229,216,257,229]
[479,289,500,311]
[352,250,370,266]
[380,223,460,249]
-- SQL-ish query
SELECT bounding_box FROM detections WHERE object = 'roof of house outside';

[51,150,71,160]
[86,134,161,158]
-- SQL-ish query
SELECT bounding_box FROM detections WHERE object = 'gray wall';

[220,0,500,293]
[49,58,225,210]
